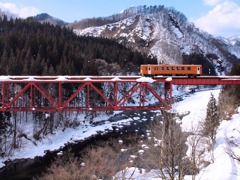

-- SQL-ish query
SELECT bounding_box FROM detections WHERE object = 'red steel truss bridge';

[0,75,240,112]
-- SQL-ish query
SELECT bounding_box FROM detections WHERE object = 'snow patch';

[166,77,172,81]
[84,77,92,81]
[57,76,69,80]
[27,77,36,81]
[112,77,121,81]
[0,76,10,81]
[136,77,155,83]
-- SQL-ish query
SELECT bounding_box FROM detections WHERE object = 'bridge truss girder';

[1,75,240,112]
[0,80,172,112]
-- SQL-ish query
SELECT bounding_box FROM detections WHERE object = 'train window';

[177,67,180,70]
[187,67,191,70]
[145,67,147,70]
[181,67,185,70]
[166,67,170,70]
[161,67,164,70]
[172,67,175,70]
[154,67,158,70]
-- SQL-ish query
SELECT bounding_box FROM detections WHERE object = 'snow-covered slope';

[72,6,239,73]
[227,34,240,59]
[118,89,240,179]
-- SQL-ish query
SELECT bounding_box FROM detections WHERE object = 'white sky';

[0,0,239,38]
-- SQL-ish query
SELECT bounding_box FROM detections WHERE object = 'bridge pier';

[164,82,172,110]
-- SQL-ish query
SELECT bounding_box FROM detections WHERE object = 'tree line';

[0,16,156,76]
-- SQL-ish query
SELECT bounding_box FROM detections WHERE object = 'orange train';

[140,64,202,77]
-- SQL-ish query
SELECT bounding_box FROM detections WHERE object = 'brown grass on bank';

[35,135,140,180]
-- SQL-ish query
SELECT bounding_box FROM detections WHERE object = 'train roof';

[141,64,202,66]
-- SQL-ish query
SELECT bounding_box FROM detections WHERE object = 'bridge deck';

[1,75,240,85]
[0,75,239,112]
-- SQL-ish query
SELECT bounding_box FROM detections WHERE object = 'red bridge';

[0,75,239,112]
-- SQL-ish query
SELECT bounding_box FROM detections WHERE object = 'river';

[0,110,160,180]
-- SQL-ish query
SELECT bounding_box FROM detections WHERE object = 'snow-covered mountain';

[0,9,68,26]
[71,6,240,74]
[31,13,68,26]
[229,34,240,45]
[227,34,240,59]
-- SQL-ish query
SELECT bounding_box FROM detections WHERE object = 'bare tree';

[78,137,140,179]
[218,89,238,120]
[0,111,12,157]
[34,152,82,180]
[36,136,138,180]
[137,111,191,180]
[226,131,240,164]
[187,131,209,180]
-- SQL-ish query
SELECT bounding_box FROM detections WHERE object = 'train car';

[140,64,202,77]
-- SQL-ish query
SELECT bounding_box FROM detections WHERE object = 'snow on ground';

[1,87,240,180]
[196,110,240,180]
[173,89,220,132]
[118,88,240,179]
[174,89,240,179]
[0,111,139,168]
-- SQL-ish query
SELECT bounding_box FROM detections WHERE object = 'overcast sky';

[0,0,239,38]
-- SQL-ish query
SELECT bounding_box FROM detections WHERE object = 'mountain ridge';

[30,13,68,26]
[71,5,240,74]
[1,6,240,74]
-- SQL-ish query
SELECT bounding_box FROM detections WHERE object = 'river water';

[0,110,160,180]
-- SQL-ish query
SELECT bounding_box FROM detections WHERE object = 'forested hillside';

[0,16,156,76]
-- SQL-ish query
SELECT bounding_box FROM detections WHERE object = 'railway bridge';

[0,75,239,112]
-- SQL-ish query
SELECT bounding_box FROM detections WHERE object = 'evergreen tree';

[0,49,8,74]
[202,93,219,144]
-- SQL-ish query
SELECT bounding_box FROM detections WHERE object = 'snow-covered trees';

[202,93,219,144]
[0,112,12,157]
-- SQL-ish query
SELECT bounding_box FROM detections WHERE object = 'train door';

[197,66,200,75]
[148,66,151,75]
